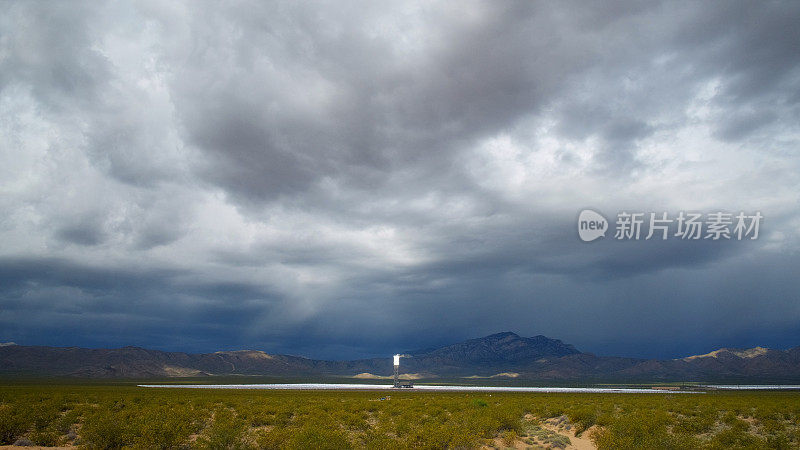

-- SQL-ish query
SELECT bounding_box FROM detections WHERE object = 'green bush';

[706,425,765,449]
[80,408,136,449]
[592,409,685,449]
[567,405,598,433]
[471,399,488,408]
[29,429,60,446]
[196,408,248,450]
[254,426,292,449]
[289,424,352,449]
[0,384,799,450]
[130,404,198,449]
[501,429,518,446]
[0,404,29,444]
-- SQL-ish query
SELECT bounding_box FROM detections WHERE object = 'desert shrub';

[25,400,61,432]
[592,409,686,450]
[0,404,29,444]
[29,429,60,446]
[482,404,523,435]
[408,420,468,449]
[706,425,765,449]
[567,405,597,433]
[129,404,198,449]
[196,408,248,450]
[80,408,137,449]
[247,410,275,427]
[2,383,800,450]
[672,412,716,435]
[273,410,293,426]
[765,433,792,450]
[501,429,518,446]
[360,429,405,449]
[288,423,352,449]
[253,426,292,449]
[54,408,81,434]
[759,417,785,434]
[721,410,739,424]
[471,398,487,408]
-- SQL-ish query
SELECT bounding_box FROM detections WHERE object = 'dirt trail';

[523,414,597,450]
[539,421,597,450]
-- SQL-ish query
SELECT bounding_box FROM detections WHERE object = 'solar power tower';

[393,354,400,388]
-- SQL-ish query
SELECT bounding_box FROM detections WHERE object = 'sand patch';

[162,365,205,376]
[466,372,521,379]
[525,414,597,450]
[482,415,597,449]
[351,372,426,379]
[491,372,520,378]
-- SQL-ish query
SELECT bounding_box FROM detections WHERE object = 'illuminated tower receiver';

[393,354,400,388]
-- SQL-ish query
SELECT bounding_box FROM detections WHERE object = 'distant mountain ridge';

[1,332,799,382]
[401,332,580,374]
[408,332,580,362]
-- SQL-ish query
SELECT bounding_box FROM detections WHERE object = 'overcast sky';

[1,1,799,360]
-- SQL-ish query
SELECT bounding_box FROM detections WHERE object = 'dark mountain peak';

[409,332,580,368]
[483,331,520,340]
[470,332,579,353]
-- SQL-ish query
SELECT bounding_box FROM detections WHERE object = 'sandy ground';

[495,414,597,450]
[352,372,426,379]
[539,422,597,450]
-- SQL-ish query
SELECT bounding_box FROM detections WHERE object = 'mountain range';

[2,332,799,382]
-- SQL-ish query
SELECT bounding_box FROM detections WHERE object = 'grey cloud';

[669,1,800,142]
[603,119,653,144]
[0,1,799,360]
[0,3,108,109]
[165,2,617,203]
[714,110,778,142]
[0,256,286,352]
[55,223,106,247]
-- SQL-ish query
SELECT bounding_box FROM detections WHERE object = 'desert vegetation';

[1,383,799,449]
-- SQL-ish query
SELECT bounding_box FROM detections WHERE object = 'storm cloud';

[1,0,799,360]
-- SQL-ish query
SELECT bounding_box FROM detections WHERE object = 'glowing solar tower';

[393,354,400,388]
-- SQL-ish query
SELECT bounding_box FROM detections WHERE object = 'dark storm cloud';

[670,1,800,141]
[714,110,778,142]
[0,257,170,290]
[1,0,799,359]
[166,1,614,203]
[56,223,106,247]
[0,256,288,351]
